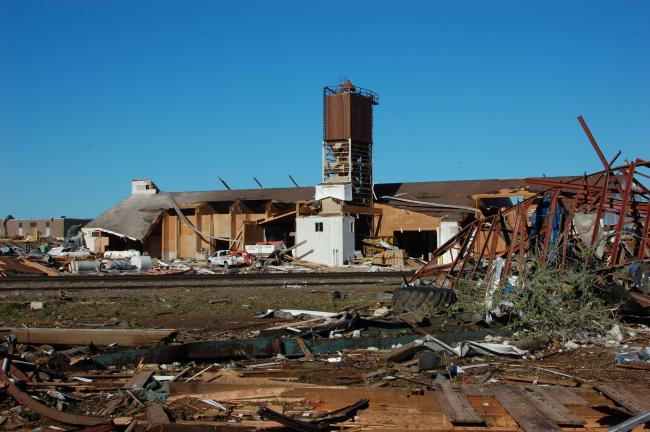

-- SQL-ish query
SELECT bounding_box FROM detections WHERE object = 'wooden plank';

[462,384,495,397]
[98,395,125,416]
[124,369,154,389]
[502,374,577,387]
[493,385,562,432]
[146,400,170,424]
[294,337,314,360]
[7,328,176,347]
[525,387,585,426]
[18,258,60,276]
[594,382,650,415]
[436,383,484,424]
[534,386,590,406]
[378,341,422,364]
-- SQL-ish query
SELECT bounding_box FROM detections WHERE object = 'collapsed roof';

[83,178,570,242]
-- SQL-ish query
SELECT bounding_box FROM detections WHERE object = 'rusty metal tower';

[322,80,379,206]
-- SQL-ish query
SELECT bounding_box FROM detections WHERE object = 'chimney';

[131,179,158,195]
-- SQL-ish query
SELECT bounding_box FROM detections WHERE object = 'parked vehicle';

[244,241,285,258]
[208,250,248,267]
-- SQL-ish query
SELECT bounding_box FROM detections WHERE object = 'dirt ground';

[1,282,649,389]
[0,283,392,332]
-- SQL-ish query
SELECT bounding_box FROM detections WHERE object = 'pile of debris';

[0,299,649,431]
[404,117,649,329]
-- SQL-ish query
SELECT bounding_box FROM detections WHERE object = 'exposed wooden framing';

[341,204,383,215]
[255,209,297,225]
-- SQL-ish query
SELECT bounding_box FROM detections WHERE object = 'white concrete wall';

[438,220,460,265]
[81,228,100,253]
[315,183,352,202]
[131,179,158,195]
[294,215,355,266]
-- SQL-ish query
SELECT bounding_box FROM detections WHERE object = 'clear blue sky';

[1,1,648,219]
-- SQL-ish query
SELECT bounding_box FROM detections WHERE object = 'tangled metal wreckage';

[0,117,649,432]
[405,117,650,317]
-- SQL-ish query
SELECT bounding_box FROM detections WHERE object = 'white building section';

[131,179,158,195]
[314,183,352,202]
[438,220,460,264]
[294,215,356,266]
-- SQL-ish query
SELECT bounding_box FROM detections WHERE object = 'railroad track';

[0,271,413,291]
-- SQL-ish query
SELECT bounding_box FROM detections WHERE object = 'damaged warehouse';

[82,81,559,267]
[1,82,649,432]
[3,1,650,429]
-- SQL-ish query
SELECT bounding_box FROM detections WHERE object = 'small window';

[349,221,355,232]
[92,230,101,238]
[30,222,37,228]
[315,222,324,232]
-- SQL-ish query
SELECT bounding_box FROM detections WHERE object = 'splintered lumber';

[18,258,60,276]
[312,399,369,423]
[146,400,171,424]
[502,373,577,387]
[533,385,590,406]
[133,420,283,431]
[524,386,585,426]
[594,381,650,415]
[0,370,110,426]
[259,406,326,432]
[168,382,321,401]
[436,383,484,424]
[6,327,176,347]
[295,336,314,359]
[124,369,154,389]
[493,385,562,431]
[378,340,423,363]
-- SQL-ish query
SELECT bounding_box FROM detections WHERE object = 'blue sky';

[1,1,648,219]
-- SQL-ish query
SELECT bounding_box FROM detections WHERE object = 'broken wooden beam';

[146,400,171,424]
[0,367,110,426]
[524,386,585,426]
[295,336,314,360]
[259,406,327,432]
[124,369,154,389]
[493,385,562,431]
[595,381,650,415]
[378,340,423,363]
[4,327,177,347]
[436,383,484,424]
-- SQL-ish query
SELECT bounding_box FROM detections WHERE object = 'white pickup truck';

[208,250,247,268]
[244,242,285,258]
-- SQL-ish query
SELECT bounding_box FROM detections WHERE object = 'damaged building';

[82,81,564,266]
